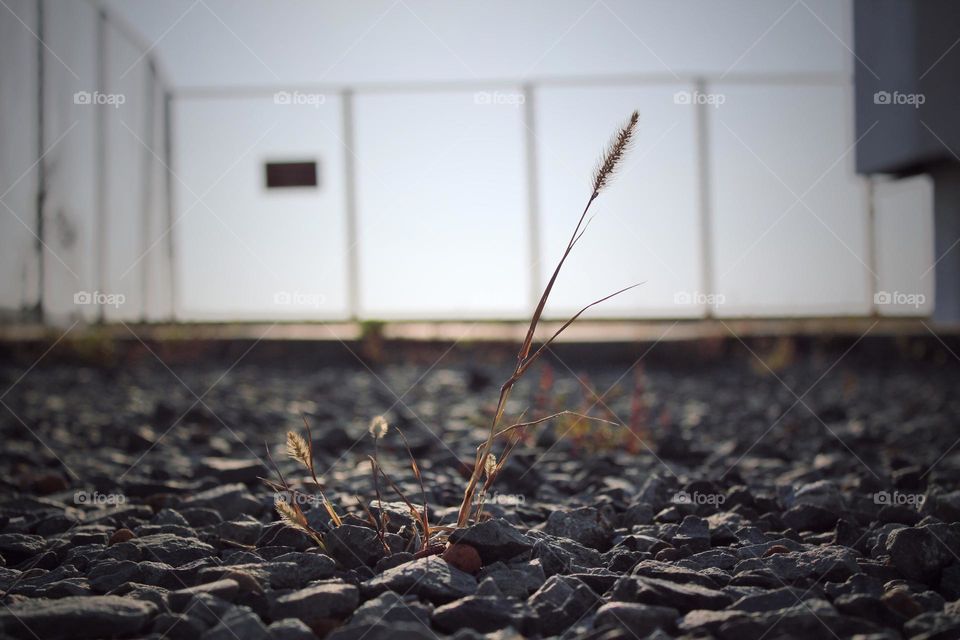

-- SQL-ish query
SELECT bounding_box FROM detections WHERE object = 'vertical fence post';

[694,77,715,319]
[163,90,177,321]
[341,90,361,321]
[140,61,156,322]
[34,0,45,323]
[522,84,542,311]
[95,8,108,324]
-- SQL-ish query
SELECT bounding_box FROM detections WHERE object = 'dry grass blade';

[486,411,618,444]
[368,454,429,550]
[456,109,641,528]
[395,426,430,544]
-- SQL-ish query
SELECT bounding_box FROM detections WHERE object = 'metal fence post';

[694,77,715,319]
[341,90,361,320]
[522,84,542,311]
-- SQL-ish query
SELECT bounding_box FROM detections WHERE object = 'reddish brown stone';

[442,542,482,574]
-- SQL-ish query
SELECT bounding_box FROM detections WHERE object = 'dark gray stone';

[267,618,317,640]
[612,575,732,612]
[593,601,677,636]
[168,579,240,610]
[201,605,271,640]
[269,582,360,625]
[180,483,262,520]
[447,518,535,563]
[362,556,476,604]
[545,507,609,549]
[432,595,529,634]
[0,595,157,639]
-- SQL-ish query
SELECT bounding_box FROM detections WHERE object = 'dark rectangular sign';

[265,161,318,188]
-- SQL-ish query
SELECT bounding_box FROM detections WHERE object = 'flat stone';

[447,518,535,563]
[179,483,262,520]
[593,602,677,636]
[545,507,609,549]
[611,575,732,612]
[432,595,530,634]
[886,525,954,584]
[201,605,270,640]
[0,595,157,639]
[168,579,240,610]
[267,618,317,640]
[362,556,476,604]
[269,582,360,625]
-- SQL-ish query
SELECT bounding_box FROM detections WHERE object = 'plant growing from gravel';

[456,110,641,527]
[267,110,641,550]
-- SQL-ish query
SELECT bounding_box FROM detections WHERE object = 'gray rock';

[0,595,157,639]
[632,560,720,589]
[362,556,476,604]
[0,533,45,562]
[200,457,265,484]
[272,552,336,582]
[528,575,597,636]
[790,480,845,512]
[717,598,882,639]
[673,515,710,552]
[886,525,955,584]
[168,579,240,610]
[152,612,209,640]
[128,533,216,566]
[545,507,609,549]
[268,618,317,640]
[447,518,535,563]
[612,575,732,612]
[678,609,748,634]
[730,587,816,612]
[593,602,677,636]
[198,561,321,590]
[325,525,400,569]
[782,504,839,532]
[477,561,546,598]
[180,483,262,520]
[432,595,530,634]
[201,605,271,640]
[348,591,432,626]
[88,559,143,592]
[218,517,264,545]
[270,582,360,625]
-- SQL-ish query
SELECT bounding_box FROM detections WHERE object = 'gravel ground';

[1,340,959,639]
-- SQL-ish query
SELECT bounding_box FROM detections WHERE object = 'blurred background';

[0,0,955,332]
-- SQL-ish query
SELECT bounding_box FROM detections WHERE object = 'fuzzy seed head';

[369,415,389,440]
[484,453,497,479]
[275,495,307,529]
[286,431,311,467]
[592,110,639,196]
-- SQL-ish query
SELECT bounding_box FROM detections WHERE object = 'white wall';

[2,0,937,321]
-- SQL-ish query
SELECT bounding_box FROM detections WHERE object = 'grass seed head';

[286,430,311,468]
[592,110,639,196]
[369,415,389,440]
